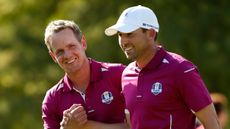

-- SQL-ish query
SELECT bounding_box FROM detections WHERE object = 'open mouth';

[124,46,133,53]
[65,58,77,64]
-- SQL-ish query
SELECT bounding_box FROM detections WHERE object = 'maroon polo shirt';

[42,59,125,129]
[122,46,212,129]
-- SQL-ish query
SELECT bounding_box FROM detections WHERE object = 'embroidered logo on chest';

[151,82,163,95]
[101,91,114,104]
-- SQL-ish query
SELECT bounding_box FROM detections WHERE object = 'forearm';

[201,117,221,129]
[62,121,129,129]
[82,121,129,129]
[60,104,129,129]
[195,104,222,129]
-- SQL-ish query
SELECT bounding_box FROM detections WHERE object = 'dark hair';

[214,102,225,115]
[141,28,158,41]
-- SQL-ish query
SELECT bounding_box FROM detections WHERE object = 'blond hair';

[44,20,82,51]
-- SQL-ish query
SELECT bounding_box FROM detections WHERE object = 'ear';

[81,35,87,50]
[148,29,157,40]
[49,51,58,63]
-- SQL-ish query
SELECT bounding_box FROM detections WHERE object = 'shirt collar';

[140,45,166,71]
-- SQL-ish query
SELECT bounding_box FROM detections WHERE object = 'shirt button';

[136,95,142,98]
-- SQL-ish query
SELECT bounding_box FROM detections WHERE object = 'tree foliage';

[0,0,229,128]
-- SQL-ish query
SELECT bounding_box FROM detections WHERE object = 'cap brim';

[105,23,139,36]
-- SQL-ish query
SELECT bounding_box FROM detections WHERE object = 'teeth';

[124,47,132,51]
[66,58,75,64]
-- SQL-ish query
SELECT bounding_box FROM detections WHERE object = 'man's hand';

[60,104,88,129]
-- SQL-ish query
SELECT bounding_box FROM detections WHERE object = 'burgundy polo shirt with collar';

[122,46,212,129]
[42,59,125,129]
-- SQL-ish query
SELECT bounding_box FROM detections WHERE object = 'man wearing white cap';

[105,5,221,129]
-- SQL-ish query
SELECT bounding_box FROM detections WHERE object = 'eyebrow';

[118,32,134,35]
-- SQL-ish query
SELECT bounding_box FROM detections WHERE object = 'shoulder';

[43,78,65,104]
[166,51,197,73]
[124,61,135,70]
[95,60,126,73]
[91,60,126,83]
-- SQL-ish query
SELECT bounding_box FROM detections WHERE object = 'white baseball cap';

[105,5,159,36]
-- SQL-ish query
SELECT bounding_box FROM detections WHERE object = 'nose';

[63,50,71,59]
[119,35,128,47]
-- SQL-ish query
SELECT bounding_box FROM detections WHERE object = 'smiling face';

[118,28,156,62]
[48,28,88,74]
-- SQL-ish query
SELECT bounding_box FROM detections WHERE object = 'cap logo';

[142,23,154,28]
[151,82,163,95]
[101,91,114,104]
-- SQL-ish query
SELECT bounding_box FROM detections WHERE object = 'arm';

[195,103,222,129]
[42,91,61,129]
[61,119,129,129]
[124,109,131,128]
[60,104,129,129]
[77,121,129,129]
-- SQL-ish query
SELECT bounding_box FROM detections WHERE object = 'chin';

[126,56,134,61]
[126,55,131,59]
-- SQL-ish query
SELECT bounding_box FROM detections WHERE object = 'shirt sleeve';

[175,61,212,112]
[42,90,61,129]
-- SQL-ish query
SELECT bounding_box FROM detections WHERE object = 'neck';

[136,45,158,68]
[67,59,90,92]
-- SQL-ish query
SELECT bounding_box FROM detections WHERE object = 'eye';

[127,32,133,37]
[55,50,64,57]
[70,45,76,49]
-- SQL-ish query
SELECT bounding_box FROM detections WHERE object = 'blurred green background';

[0,0,229,128]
